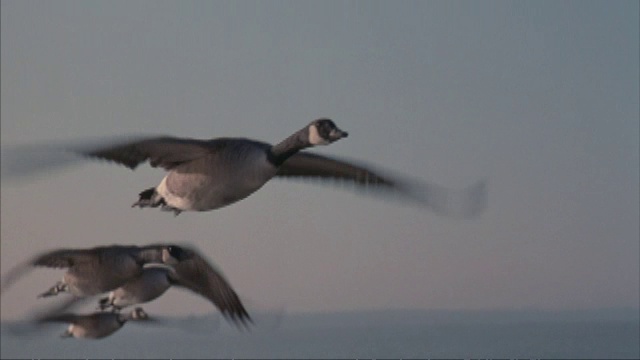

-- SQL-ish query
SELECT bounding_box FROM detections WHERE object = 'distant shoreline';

[4,306,637,325]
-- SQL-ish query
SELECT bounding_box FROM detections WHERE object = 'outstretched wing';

[31,248,97,269]
[2,135,215,180]
[1,246,142,295]
[277,151,396,187]
[82,136,215,170]
[277,152,487,218]
[2,248,91,295]
[171,251,252,328]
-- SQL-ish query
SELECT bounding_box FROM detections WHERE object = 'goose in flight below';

[38,307,149,339]
[1,244,166,297]
[1,244,251,327]
[2,118,487,217]
[0,244,170,298]
[98,245,252,327]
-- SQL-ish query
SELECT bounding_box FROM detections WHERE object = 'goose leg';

[97,296,111,311]
[160,204,182,216]
[132,187,164,208]
[38,281,68,298]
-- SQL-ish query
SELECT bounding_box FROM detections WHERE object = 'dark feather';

[31,249,87,269]
[171,248,252,327]
[83,136,215,170]
[277,152,487,218]
[277,152,396,187]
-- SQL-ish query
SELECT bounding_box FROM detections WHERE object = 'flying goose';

[2,118,486,217]
[1,244,169,298]
[38,307,148,339]
[1,244,251,327]
[83,118,348,215]
[98,245,252,327]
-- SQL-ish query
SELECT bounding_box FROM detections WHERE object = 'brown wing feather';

[172,252,251,327]
[84,136,214,170]
[31,248,95,269]
[277,152,487,218]
[2,248,92,294]
[276,152,397,187]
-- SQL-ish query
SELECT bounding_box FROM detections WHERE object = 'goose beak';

[329,128,349,141]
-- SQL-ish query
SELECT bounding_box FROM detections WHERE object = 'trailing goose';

[2,119,486,217]
[38,307,148,339]
[1,244,251,327]
[0,244,170,298]
[98,245,252,327]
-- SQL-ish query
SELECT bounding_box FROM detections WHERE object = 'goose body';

[99,266,173,310]
[40,307,148,339]
[152,139,278,212]
[99,245,251,327]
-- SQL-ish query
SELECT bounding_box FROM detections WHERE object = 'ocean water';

[2,309,638,359]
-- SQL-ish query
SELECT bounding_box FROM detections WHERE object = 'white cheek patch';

[161,249,179,265]
[308,124,330,145]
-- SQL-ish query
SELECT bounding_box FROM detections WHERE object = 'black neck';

[267,129,310,166]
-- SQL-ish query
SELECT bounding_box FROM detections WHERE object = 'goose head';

[130,307,149,320]
[307,118,348,146]
[119,307,149,323]
[162,245,191,265]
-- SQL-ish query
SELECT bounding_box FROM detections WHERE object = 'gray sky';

[1,1,638,321]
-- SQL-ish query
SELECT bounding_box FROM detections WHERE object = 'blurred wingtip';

[1,134,153,183]
[0,143,83,183]
[407,177,488,219]
[458,178,489,219]
[0,261,34,297]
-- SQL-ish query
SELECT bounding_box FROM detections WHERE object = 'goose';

[1,244,251,326]
[3,118,486,217]
[82,118,348,215]
[98,245,252,327]
[0,244,170,298]
[38,307,148,339]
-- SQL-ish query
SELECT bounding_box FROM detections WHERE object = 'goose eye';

[168,245,180,256]
[318,119,335,137]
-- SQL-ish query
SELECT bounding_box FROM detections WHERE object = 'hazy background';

[1,0,638,323]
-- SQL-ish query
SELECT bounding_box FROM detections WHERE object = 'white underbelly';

[156,176,198,210]
[157,157,276,211]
